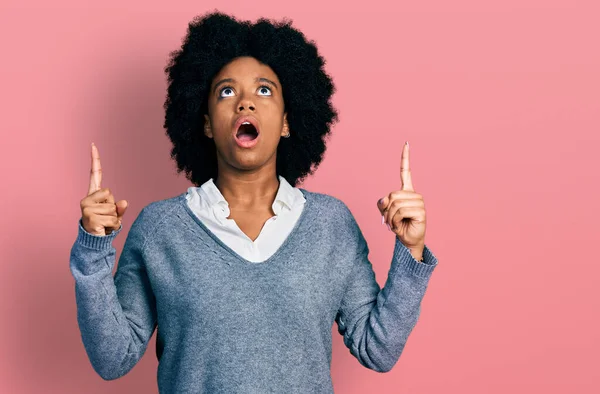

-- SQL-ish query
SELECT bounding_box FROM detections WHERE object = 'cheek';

[208,103,233,132]
[260,101,285,127]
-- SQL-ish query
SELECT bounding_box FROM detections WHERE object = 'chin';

[229,153,266,170]
[218,139,277,170]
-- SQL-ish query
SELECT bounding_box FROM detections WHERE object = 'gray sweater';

[69,188,439,393]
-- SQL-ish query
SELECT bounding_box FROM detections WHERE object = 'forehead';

[211,56,279,85]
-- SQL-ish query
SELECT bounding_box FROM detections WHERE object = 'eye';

[257,85,272,96]
[219,86,235,98]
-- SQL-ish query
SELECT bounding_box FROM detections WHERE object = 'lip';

[232,115,261,149]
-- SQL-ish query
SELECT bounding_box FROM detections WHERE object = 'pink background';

[1,0,599,393]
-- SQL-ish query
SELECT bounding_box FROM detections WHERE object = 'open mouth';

[236,122,259,142]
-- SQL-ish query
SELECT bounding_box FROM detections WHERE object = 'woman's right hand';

[80,143,128,236]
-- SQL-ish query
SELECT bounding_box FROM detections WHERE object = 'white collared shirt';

[185,175,306,263]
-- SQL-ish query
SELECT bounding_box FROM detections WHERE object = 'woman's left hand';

[377,142,427,253]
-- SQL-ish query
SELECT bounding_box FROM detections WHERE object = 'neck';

[214,169,280,211]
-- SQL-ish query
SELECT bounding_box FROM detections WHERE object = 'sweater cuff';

[76,218,123,250]
[392,237,438,278]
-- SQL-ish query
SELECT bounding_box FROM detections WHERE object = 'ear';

[203,114,213,138]
[281,112,289,137]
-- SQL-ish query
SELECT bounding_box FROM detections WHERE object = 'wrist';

[406,242,425,262]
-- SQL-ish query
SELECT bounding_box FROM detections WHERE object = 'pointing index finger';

[88,142,102,195]
[401,141,414,191]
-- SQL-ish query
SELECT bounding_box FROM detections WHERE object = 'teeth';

[241,121,250,125]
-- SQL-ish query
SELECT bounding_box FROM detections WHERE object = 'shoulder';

[143,192,184,213]
[128,192,186,235]
[300,188,362,235]
[300,188,369,254]
[300,188,354,219]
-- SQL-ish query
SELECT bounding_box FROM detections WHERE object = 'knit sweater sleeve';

[69,208,158,380]
[335,211,438,373]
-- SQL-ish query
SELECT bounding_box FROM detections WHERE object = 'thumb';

[376,195,390,216]
[116,200,128,223]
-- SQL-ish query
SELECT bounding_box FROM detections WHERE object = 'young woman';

[71,11,439,393]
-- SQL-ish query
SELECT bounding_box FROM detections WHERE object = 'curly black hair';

[163,10,338,187]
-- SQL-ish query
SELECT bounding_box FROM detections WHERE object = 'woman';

[70,11,438,393]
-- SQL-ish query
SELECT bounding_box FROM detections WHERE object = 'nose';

[236,95,255,112]
[237,102,255,112]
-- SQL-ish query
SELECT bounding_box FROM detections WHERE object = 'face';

[204,56,289,173]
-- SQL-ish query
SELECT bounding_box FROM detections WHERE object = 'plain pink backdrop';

[1,0,599,393]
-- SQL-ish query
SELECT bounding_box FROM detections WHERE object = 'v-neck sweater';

[69,188,439,393]
[184,175,306,262]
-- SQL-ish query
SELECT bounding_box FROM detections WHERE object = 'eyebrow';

[212,77,278,94]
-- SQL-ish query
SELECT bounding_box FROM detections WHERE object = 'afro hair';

[163,10,338,187]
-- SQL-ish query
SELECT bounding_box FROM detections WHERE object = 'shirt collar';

[198,175,303,218]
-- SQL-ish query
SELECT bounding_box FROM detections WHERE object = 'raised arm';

[69,143,157,380]
[336,140,438,372]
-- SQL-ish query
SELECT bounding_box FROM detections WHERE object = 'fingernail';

[381,215,384,225]
[386,223,391,231]
[405,141,409,147]
[378,198,384,205]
